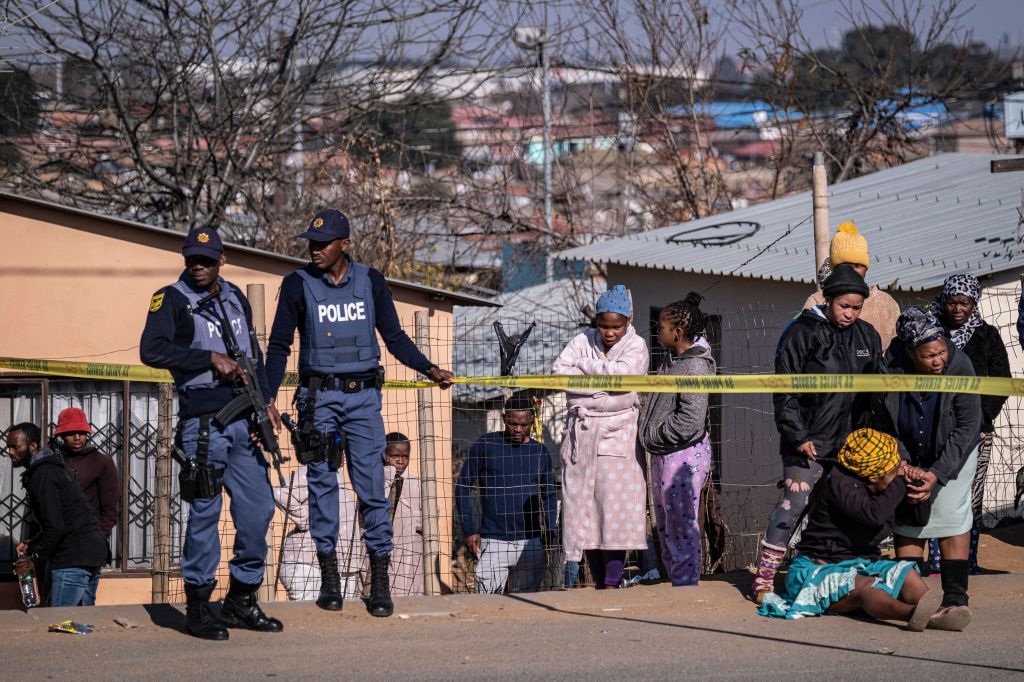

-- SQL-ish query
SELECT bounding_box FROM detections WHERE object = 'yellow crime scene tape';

[2,356,1023,396]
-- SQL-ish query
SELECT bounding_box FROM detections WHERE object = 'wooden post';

[812,151,830,284]
[246,283,267,350]
[152,382,174,604]
[415,311,442,596]
[246,283,277,602]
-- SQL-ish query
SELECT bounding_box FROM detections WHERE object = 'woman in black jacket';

[751,265,882,603]
[873,307,981,631]
[927,274,1010,574]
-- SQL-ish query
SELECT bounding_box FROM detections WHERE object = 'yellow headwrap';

[837,428,901,479]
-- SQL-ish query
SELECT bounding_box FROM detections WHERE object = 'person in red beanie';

[53,407,120,605]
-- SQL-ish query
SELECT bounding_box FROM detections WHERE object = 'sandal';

[906,589,942,632]
[928,605,972,631]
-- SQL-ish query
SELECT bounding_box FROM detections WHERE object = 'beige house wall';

[0,194,474,604]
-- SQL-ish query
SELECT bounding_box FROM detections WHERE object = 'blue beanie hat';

[596,285,632,318]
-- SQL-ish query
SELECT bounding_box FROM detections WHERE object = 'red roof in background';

[730,140,780,159]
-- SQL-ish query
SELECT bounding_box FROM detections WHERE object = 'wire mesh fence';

[1,281,1023,602]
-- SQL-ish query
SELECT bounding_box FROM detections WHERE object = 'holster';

[293,375,346,469]
[177,415,223,503]
[326,432,346,471]
[294,429,325,465]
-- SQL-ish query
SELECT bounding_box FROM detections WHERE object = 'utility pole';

[514,25,554,281]
[540,38,553,241]
[812,151,830,285]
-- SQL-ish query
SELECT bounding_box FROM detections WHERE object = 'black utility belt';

[301,370,383,393]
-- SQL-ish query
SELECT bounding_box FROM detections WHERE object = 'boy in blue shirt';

[457,394,556,593]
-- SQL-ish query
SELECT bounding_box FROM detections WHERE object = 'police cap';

[295,208,350,242]
[181,228,224,260]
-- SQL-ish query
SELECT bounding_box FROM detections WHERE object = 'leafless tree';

[578,0,734,225]
[1,0,491,250]
[729,0,1004,182]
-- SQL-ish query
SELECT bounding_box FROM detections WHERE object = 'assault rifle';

[193,290,288,486]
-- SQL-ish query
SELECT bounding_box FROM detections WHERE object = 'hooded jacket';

[21,448,108,569]
[872,338,981,486]
[639,343,717,455]
[773,306,882,460]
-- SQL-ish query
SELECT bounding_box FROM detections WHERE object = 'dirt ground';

[977,522,1024,573]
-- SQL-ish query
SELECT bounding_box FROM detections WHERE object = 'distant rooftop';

[560,153,1024,292]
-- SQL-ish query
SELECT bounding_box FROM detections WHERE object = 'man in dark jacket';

[7,422,108,607]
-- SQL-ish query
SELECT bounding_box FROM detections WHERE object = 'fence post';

[415,311,442,596]
[152,382,174,604]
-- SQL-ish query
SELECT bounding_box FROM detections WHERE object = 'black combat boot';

[184,582,229,641]
[218,575,284,632]
[316,550,343,611]
[367,553,394,618]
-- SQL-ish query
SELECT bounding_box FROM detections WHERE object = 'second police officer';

[265,209,453,617]
[140,228,282,641]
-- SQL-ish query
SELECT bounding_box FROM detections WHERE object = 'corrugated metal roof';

[560,153,1024,292]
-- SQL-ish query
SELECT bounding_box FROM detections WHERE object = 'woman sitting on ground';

[758,429,942,630]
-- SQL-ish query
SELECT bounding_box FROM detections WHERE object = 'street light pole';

[515,26,554,250]
[539,39,553,240]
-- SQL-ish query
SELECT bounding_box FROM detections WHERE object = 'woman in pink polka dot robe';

[553,285,649,588]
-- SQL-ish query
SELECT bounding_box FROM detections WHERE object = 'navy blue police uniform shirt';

[265,260,434,395]
[140,272,271,417]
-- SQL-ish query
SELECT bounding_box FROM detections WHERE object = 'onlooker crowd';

[5,219,1015,636]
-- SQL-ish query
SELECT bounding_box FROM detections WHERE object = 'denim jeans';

[49,567,101,607]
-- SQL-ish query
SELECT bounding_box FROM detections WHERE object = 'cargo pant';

[297,386,392,557]
[178,415,275,587]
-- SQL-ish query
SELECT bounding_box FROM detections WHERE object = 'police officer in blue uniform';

[266,208,453,617]
[140,228,283,640]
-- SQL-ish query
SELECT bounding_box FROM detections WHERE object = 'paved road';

[2,574,1022,680]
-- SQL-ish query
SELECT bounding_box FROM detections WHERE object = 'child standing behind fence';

[638,293,717,586]
[553,285,649,588]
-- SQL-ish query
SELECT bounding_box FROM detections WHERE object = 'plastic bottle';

[16,554,39,608]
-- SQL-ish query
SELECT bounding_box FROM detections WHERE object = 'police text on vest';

[207,318,245,339]
[319,302,367,323]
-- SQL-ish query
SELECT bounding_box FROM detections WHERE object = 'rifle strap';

[197,414,212,466]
